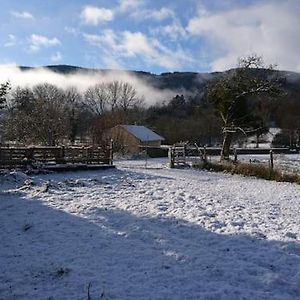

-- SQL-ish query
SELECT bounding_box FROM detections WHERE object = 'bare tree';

[119,82,140,113]
[4,87,36,144]
[0,82,11,144]
[84,83,109,115]
[31,83,69,146]
[65,87,82,144]
[207,54,282,160]
[107,81,122,112]
[82,81,142,144]
[0,82,10,109]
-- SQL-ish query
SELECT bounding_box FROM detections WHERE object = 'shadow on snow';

[0,168,299,300]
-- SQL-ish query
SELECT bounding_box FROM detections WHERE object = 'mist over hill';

[18,64,300,100]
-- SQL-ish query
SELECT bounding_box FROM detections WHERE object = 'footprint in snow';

[211,220,226,229]
[201,211,217,218]
[157,205,168,211]
[231,220,245,227]
[285,232,297,239]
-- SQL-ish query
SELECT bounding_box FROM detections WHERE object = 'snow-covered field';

[1,159,300,300]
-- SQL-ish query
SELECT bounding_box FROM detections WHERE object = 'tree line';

[0,55,299,159]
[0,81,142,146]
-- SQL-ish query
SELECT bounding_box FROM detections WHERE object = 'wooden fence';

[168,144,281,169]
[0,145,113,169]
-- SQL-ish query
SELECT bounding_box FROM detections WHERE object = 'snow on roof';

[121,125,164,142]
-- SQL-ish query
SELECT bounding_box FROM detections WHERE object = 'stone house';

[110,125,164,154]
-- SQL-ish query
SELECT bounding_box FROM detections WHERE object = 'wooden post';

[145,144,148,169]
[9,148,13,168]
[109,139,114,165]
[61,146,65,164]
[269,150,274,170]
[97,146,100,164]
[88,147,92,164]
[25,147,34,166]
[71,147,75,164]
[234,148,238,162]
[168,147,174,168]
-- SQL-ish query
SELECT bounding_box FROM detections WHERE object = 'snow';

[121,125,164,142]
[0,159,300,299]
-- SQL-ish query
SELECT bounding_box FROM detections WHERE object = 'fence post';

[269,150,274,170]
[25,147,34,166]
[61,146,66,164]
[168,147,174,168]
[109,139,114,165]
[9,148,13,168]
[203,146,207,162]
[234,148,238,162]
[88,147,92,164]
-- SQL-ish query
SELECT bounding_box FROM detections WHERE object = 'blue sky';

[0,0,299,74]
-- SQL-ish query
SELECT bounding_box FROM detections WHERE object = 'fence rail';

[168,144,287,169]
[0,145,113,169]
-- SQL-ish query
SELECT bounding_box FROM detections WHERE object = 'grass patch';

[194,160,300,184]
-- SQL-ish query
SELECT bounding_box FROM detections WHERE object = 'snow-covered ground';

[1,159,300,300]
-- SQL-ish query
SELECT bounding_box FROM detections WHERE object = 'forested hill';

[19,64,300,95]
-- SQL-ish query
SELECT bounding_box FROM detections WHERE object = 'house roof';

[121,125,164,142]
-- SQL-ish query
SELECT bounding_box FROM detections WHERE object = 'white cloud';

[187,1,300,72]
[148,7,174,21]
[118,0,143,12]
[122,31,156,57]
[84,30,119,49]
[80,6,114,25]
[154,21,186,40]
[64,27,80,36]
[11,11,34,20]
[84,30,193,70]
[116,1,174,22]
[4,34,17,47]
[129,7,174,22]
[29,34,61,52]
[51,52,63,63]
[83,30,123,68]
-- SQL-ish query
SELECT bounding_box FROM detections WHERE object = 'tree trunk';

[221,131,232,160]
